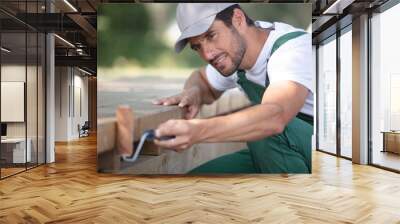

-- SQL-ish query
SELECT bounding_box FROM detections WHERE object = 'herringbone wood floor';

[1,134,400,224]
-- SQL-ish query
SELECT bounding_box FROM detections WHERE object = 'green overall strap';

[237,30,308,104]
[270,31,307,56]
[236,70,264,105]
[265,31,307,87]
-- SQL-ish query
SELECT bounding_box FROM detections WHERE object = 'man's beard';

[214,27,246,76]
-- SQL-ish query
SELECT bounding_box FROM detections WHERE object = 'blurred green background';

[98,3,311,76]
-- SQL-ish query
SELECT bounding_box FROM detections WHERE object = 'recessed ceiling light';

[63,0,78,12]
[54,34,75,48]
[1,47,11,53]
[78,67,92,76]
[322,0,354,15]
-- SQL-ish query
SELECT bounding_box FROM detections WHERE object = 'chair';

[79,121,90,138]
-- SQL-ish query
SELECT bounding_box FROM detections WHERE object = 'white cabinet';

[1,138,32,163]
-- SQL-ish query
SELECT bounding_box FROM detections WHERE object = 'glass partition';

[339,27,352,158]
[0,1,46,179]
[317,35,337,154]
[1,26,28,178]
[370,3,400,171]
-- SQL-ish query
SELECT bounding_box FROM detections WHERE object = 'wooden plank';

[135,107,184,155]
[118,142,247,174]
[97,117,116,154]
[98,106,183,148]
[97,117,119,171]
[97,105,184,172]
[116,106,135,156]
[199,89,251,119]
[97,80,251,173]
[135,106,184,140]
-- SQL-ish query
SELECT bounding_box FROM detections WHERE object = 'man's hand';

[153,119,203,152]
[153,87,202,119]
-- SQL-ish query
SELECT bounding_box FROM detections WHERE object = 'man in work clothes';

[153,3,314,173]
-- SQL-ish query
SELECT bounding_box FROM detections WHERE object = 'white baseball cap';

[174,3,237,53]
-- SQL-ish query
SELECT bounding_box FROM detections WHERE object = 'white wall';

[55,67,89,141]
[71,73,89,138]
[55,66,69,141]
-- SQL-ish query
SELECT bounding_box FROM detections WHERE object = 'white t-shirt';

[205,21,314,116]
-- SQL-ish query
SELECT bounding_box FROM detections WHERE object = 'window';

[370,2,400,171]
[339,27,352,158]
[317,35,337,154]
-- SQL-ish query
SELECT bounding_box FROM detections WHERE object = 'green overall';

[189,31,313,174]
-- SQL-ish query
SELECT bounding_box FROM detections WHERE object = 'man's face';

[188,20,246,76]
